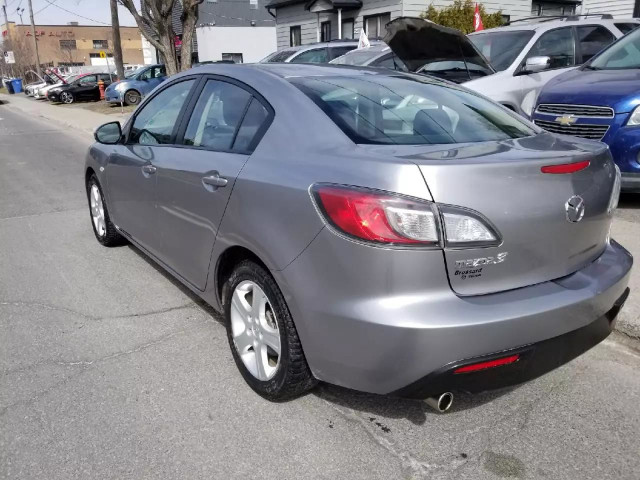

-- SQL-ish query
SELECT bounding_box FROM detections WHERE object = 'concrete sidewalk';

[0,93,130,137]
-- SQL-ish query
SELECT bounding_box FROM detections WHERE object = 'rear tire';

[222,260,317,401]
[124,90,141,105]
[86,174,125,247]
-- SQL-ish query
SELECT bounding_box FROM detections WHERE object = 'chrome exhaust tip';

[425,392,454,413]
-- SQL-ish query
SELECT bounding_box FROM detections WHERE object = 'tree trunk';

[179,3,198,71]
[110,0,125,79]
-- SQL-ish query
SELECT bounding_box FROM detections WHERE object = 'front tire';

[86,174,125,247]
[61,91,74,104]
[223,260,316,401]
[124,90,141,105]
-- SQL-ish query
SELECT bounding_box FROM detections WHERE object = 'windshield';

[589,29,640,69]
[128,66,146,78]
[330,49,383,66]
[290,74,536,145]
[417,59,493,83]
[469,30,535,71]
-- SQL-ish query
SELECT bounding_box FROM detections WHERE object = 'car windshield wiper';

[583,65,601,70]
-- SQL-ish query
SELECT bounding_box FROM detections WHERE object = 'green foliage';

[421,0,505,34]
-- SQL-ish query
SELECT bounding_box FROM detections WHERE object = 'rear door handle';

[202,173,228,189]
[142,165,157,175]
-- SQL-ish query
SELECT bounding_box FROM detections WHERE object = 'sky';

[4,0,138,27]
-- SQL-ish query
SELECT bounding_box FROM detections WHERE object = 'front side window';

[77,75,97,84]
[469,30,535,71]
[342,18,354,39]
[290,48,329,63]
[577,25,615,62]
[590,29,640,69]
[130,80,195,145]
[290,74,536,145]
[526,27,575,69]
[290,26,301,47]
[183,79,251,151]
[139,68,153,80]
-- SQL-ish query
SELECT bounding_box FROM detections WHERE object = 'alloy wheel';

[89,184,106,237]
[230,280,281,381]
[61,92,73,104]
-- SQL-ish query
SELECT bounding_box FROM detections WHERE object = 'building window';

[364,13,390,39]
[321,21,331,42]
[342,18,354,39]
[290,26,301,46]
[58,62,85,67]
[93,40,109,49]
[89,53,113,58]
[532,2,575,16]
[222,53,244,63]
[250,0,257,9]
[59,39,77,50]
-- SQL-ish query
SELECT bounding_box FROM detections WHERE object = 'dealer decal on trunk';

[454,253,508,280]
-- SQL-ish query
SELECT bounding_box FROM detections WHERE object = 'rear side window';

[183,79,251,151]
[233,99,270,152]
[264,49,297,63]
[329,46,357,60]
[577,25,615,62]
[526,27,575,69]
[291,48,329,63]
[290,74,535,145]
[615,23,640,35]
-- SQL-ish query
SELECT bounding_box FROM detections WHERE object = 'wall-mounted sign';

[3,51,16,64]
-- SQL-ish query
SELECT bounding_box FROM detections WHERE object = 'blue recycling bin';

[10,78,23,93]
[5,79,14,94]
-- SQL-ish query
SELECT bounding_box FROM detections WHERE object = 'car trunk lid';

[360,134,616,295]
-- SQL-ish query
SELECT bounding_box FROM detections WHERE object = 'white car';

[466,15,639,115]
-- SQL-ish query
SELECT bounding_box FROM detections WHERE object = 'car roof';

[468,17,640,35]
[248,62,403,78]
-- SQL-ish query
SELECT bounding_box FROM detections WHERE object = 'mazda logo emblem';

[565,195,585,223]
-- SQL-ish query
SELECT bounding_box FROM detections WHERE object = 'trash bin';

[11,78,23,94]
[6,80,14,94]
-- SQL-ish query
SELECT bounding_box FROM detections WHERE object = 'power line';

[35,0,110,24]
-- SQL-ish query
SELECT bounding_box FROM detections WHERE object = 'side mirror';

[523,56,551,74]
[94,121,122,145]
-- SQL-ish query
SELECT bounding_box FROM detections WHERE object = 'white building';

[265,0,639,50]
[196,0,277,63]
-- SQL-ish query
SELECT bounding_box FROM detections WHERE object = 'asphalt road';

[1,106,640,480]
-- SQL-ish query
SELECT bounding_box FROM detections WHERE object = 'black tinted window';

[291,74,535,145]
[615,23,639,35]
[183,79,251,151]
[527,28,575,69]
[130,80,195,145]
[233,99,270,152]
[577,25,615,62]
[330,46,356,60]
[291,48,329,63]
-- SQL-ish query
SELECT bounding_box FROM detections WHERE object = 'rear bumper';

[278,233,633,395]
[393,287,629,398]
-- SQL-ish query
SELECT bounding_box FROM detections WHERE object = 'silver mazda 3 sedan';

[85,64,632,409]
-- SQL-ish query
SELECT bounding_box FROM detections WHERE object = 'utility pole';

[110,0,124,79]
[2,0,10,42]
[26,0,41,77]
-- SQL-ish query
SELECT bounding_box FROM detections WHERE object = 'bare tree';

[110,0,125,79]
[118,0,203,74]
[179,0,203,71]
[118,0,179,75]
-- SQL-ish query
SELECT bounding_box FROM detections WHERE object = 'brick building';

[1,22,145,68]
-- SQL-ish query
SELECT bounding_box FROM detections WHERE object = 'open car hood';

[383,17,495,81]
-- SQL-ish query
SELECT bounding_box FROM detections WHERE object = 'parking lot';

[1,104,640,479]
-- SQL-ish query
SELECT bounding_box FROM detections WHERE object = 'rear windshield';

[469,30,535,71]
[290,74,536,145]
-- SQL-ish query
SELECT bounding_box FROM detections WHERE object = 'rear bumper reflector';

[541,160,590,174]
[453,354,520,374]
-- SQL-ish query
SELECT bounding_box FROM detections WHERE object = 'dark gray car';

[86,64,631,409]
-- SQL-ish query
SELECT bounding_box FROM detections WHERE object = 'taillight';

[311,184,502,248]
[541,160,590,174]
[311,185,439,245]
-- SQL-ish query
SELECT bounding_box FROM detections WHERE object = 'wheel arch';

[214,245,271,308]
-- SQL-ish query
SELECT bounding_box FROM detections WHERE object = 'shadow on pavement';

[619,192,640,209]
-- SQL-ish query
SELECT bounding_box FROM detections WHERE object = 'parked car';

[29,71,65,98]
[467,15,639,115]
[532,27,640,192]
[85,63,630,408]
[47,73,115,104]
[260,40,359,64]
[104,64,166,106]
[332,20,495,86]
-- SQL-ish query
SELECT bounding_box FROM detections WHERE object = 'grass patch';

[0,87,7,94]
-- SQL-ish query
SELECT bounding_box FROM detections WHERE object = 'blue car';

[105,64,167,106]
[532,29,640,192]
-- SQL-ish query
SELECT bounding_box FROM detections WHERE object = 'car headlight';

[115,83,126,92]
[626,105,640,126]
